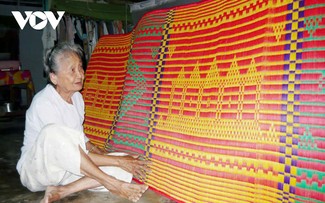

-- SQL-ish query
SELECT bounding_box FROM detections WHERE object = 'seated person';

[16,42,150,203]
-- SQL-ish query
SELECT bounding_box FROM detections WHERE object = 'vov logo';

[12,11,65,30]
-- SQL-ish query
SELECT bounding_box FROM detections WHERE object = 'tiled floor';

[0,116,174,203]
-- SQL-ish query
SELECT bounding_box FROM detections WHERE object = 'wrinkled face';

[50,52,85,97]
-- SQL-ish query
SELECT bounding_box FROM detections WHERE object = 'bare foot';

[109,182,148,202]
[40,186,62,203]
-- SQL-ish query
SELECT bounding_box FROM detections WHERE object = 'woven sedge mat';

[82,34,131,148]
[99,0,324,202]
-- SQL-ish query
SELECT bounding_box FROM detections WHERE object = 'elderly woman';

[16,42,149,203]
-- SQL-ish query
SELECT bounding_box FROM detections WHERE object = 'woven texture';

[84,0,325,202]
[82,34,131,147]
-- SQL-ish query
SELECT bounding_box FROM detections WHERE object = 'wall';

[19,25,45,93]
[0,5,46,93]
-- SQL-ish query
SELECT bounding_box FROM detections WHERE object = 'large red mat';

[84,0,325,202]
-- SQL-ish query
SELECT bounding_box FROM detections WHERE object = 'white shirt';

[17,84,89,173]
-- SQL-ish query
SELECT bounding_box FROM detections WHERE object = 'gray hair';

[44,42,84,85]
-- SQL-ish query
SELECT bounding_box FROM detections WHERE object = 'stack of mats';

[82,0,325,202]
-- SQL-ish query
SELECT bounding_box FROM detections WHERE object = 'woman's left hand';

[118,155,151,181]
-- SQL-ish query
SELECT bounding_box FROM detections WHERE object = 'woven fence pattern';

[83,0,325,202]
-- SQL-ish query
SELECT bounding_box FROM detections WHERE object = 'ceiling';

[0,0,42,6]
[0,0,146,7]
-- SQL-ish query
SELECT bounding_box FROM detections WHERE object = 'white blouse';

[17,84,88,173]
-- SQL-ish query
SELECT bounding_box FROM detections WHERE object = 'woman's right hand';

[86,141,106,155]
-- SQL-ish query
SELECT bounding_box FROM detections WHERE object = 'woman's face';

[50,52,85,98]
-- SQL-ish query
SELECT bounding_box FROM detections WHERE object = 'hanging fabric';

[41,13,127,63]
